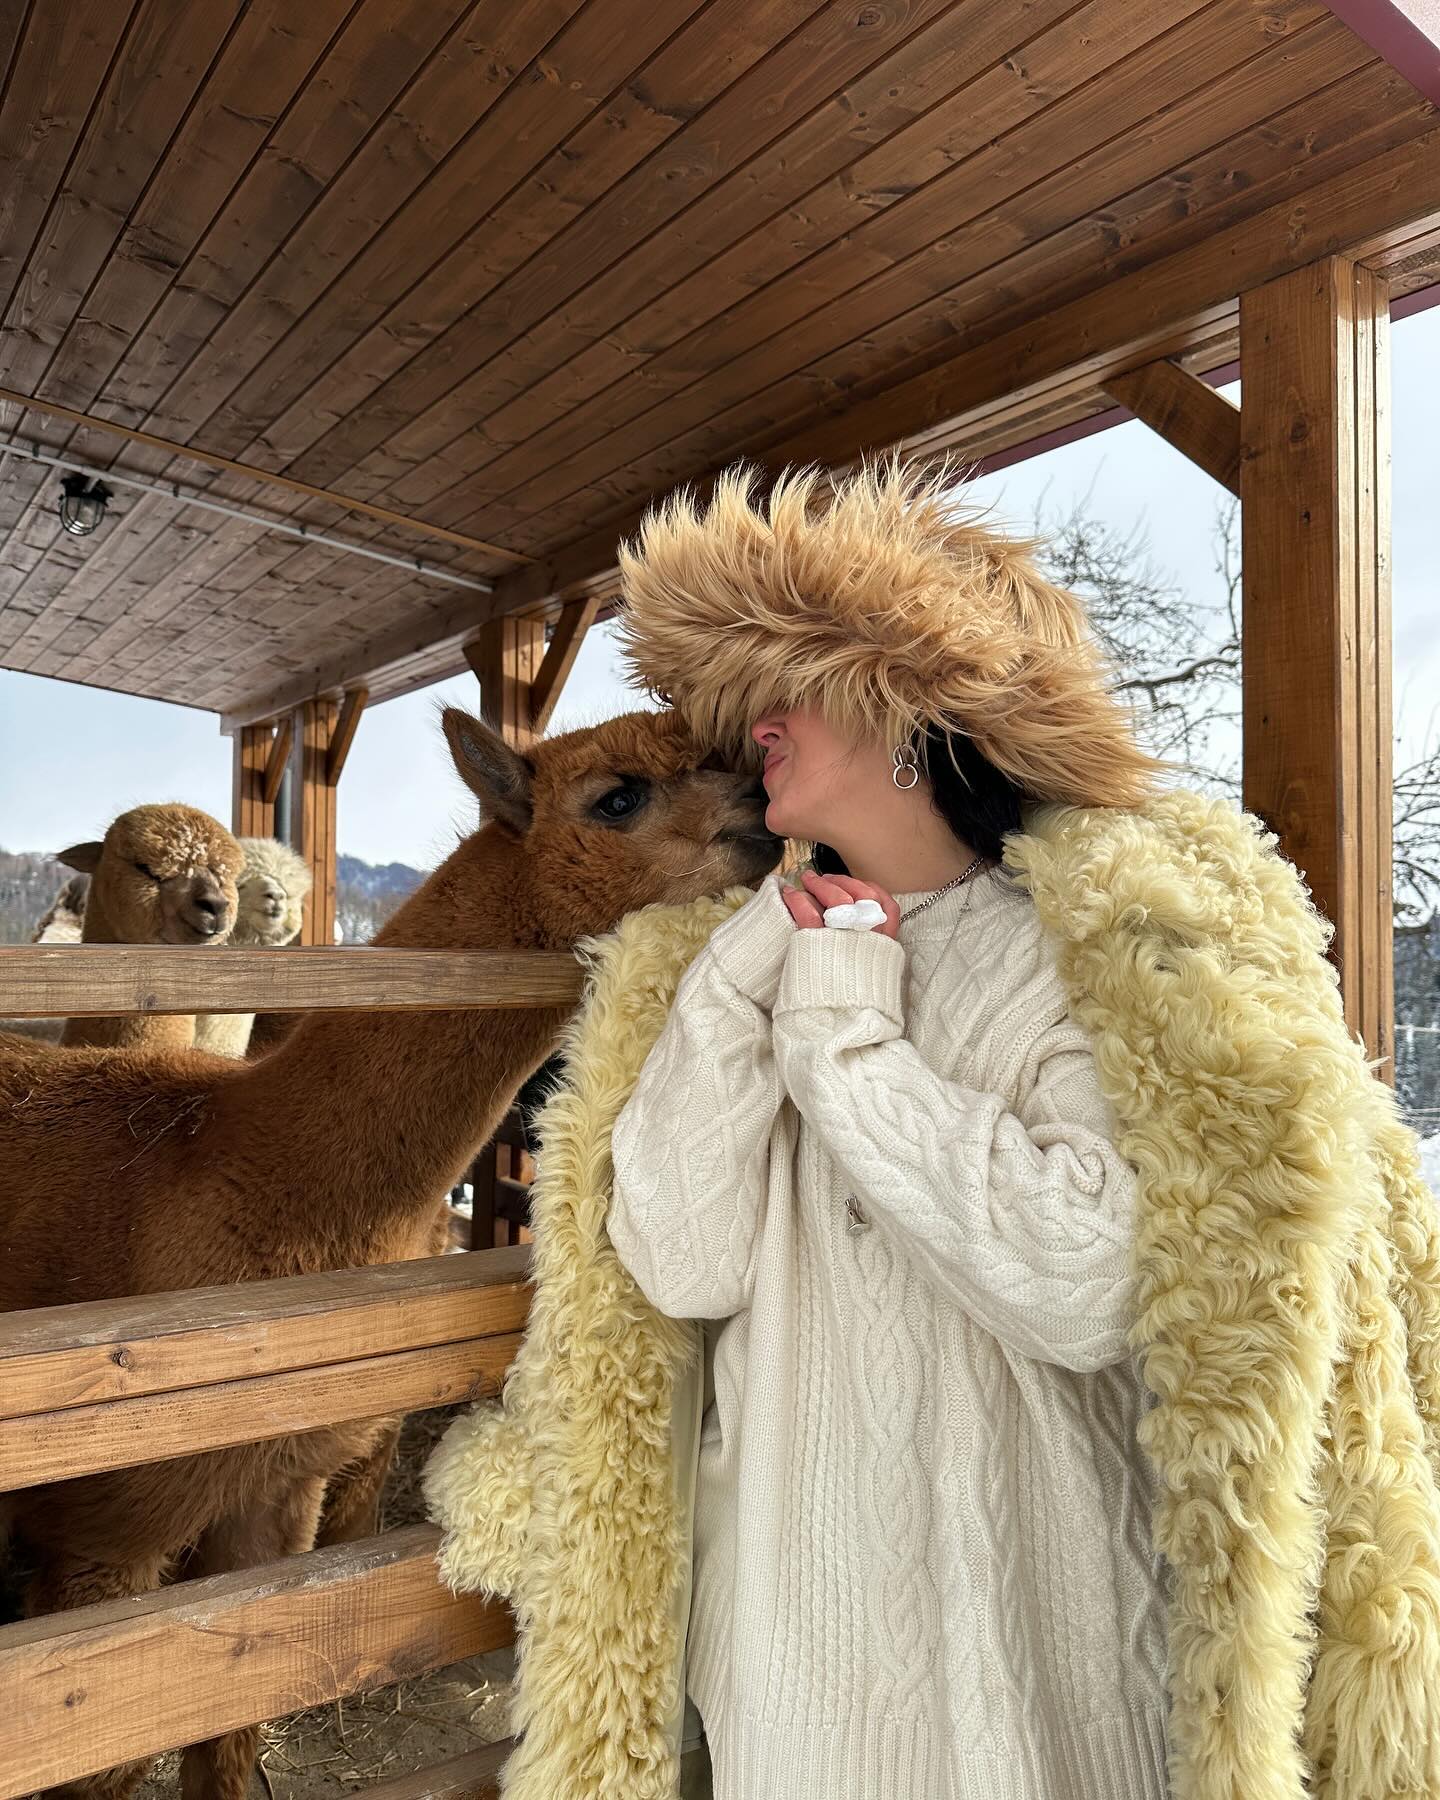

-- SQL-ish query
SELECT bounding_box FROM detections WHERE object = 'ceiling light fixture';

[57,471,112,536]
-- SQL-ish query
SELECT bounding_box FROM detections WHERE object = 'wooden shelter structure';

[1,0,1439,1790]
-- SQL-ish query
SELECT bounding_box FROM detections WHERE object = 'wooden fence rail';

[0,1526,513,1798]
[0,1250,530,1489]
[0,943,584,1016]
[0,949,551,1791]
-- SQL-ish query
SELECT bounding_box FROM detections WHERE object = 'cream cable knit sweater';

[608,868,1170,1800]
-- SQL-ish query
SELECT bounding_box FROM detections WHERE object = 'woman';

[605,459,1173,1800]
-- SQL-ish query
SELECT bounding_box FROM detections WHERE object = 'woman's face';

[751,704,889,842]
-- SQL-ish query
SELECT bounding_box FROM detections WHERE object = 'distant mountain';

[0,849,72,945]
[335,853,424,943]
[336,853,426,901]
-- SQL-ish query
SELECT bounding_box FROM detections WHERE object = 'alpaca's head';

[58,805,243,946]
[232,838,312,946]
[408,707,784,950]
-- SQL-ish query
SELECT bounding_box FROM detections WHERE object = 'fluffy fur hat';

[613,457,1167,808]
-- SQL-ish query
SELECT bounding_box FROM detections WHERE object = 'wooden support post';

[1103,359,1242,494]
[464,613,548,749]
[1240,256,1394,1075]
[231,723,278,839]
[294,696,339,945]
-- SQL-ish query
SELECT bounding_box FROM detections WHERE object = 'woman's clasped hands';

[779,869,901,941]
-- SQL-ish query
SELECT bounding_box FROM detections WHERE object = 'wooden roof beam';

[0,385,529,567]
[216,127,1440,729]
[1102,360,1241,494]
[476,126,1440,623]
[1323,0,1440,109]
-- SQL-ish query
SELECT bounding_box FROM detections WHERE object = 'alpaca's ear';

[56,841,103,875]
[442,707,533,833]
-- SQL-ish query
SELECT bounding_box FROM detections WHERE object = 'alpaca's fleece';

[194,838,312,1059]
[426,790,1440,1800]
[230,837,311,947]
[423,888,744,1799]
[30,874,89,944]
[612,456,1166,809]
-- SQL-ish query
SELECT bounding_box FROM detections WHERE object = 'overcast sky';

[2,310,1436,869]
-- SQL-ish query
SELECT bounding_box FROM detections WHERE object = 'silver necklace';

[899,853,987,921]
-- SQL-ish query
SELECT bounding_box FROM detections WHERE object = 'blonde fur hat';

[613,456,1168,809]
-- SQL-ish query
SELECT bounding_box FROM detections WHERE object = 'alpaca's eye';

[134,861,161,881]
[594,785,644,821]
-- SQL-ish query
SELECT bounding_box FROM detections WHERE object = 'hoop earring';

[892,743,920,790]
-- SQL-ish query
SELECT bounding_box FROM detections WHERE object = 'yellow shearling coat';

[424,787,1440,1800]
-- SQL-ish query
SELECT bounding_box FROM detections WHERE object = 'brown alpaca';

[56,804,243,1052]
[0,706,779,1800]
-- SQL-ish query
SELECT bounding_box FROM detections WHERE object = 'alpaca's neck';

[79,889,124,945]
[221,830,571,1252]
[62,889,197,1051]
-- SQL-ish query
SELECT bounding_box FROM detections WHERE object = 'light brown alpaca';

[0,706,779,1800]
[56,804,243,1052]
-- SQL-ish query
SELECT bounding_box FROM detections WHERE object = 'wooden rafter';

[208,112,1440,730]
[1101,359,1241,494]
[0,384,531,566]
[432,127,1440,633]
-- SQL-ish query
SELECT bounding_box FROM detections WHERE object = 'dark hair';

[808,723,1028,879]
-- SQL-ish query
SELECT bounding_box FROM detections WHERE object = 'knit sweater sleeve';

[770,925,1138,1373]
[607,875,796,1319]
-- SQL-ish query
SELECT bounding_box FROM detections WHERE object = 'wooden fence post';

[1239,255,1394,1076]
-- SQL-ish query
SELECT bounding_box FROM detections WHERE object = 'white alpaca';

[194,838,313,1059]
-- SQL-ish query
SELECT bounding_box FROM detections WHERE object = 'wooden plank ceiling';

[0,0,1436,721]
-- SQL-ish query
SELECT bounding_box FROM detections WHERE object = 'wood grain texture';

[0,384,529,561]
[0,1331,521,1490]
[363,1742,513,1800]
[1,1,1436,721]
[466,615,546,751]
[0,1248,531,1421]
[1103,361,1241,492]
[231,722,276,838]
[296,695,339,945]
[529,596,601,734]
[0,1526,514,1796]
[0,944,586,1017]
[1240,257,1395,1075]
